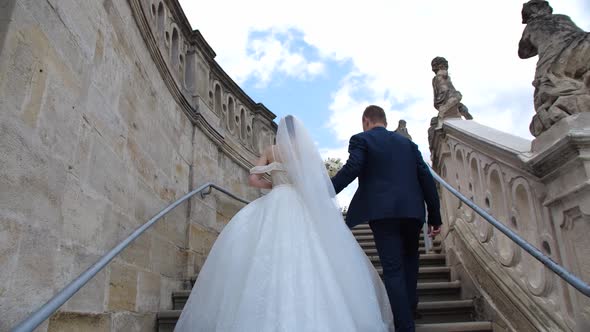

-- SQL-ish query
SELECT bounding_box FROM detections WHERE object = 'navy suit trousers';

[369,218,422,332]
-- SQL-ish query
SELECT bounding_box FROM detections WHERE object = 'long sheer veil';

[276,115,340,226]
[276,115,394,330]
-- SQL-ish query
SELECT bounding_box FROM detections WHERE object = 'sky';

[178,0,590,206]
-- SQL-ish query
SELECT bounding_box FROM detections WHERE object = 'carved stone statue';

[431,57,473,120]
[519,0,590,137]
[428,116,439,151]
[394,120,412,140]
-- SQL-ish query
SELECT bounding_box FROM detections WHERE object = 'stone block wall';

[0,0,276,331]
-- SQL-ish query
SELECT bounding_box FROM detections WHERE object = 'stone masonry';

[0,0,276,331]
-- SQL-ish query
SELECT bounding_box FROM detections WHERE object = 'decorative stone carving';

[394,119,412,140]
[518,0,590,137]
[431,57,473,121]
[430,116,590,330]
[428,116,439,151]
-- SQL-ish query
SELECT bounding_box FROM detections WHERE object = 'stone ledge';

[127,0,277,169]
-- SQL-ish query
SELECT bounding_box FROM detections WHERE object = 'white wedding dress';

[174,116,393,332]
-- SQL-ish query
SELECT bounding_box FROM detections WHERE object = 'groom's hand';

[428,225,441,240]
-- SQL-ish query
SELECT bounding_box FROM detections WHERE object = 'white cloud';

[179,0,590,203]
[214,29,325,86]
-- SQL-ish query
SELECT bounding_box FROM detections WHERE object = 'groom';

[331,105,442,332]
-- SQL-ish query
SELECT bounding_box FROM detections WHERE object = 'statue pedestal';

[531,112,590,153]
[527,112,590,327]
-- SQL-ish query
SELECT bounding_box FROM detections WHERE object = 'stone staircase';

[157,224,493,332]
[352,224,493,331]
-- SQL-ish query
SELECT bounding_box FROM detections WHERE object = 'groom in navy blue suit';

[331,105,442,332]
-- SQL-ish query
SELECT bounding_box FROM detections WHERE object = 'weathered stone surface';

[427,116,439,151]
[216,196,244,230]
[0,116,68,234]
[120,231,151,270]
[12,228,61,306]
[108,263,137,312]
[149,236,183,279]
[189,198,217,229]
[1,0,276,330]
[159,277,183,311]
[136,271,161,312]
[60,243,107,313]
[61,174,108,250]
[48,312,111,332]
[185,250,208,277]
[519,0,590,137]
[111,312,156,332]
[85,135,133,214]
[188,223,218,255]
[0,217,21,296]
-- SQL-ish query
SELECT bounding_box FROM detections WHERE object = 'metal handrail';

[428,165,590,297]
[11,183,250,332]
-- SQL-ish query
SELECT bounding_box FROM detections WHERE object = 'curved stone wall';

[0,0,276,330]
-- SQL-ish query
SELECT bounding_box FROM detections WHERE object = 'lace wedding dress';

[174,116,393,332]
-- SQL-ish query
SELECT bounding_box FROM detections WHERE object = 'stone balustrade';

[132,0,277,164]
[430,114,590,331]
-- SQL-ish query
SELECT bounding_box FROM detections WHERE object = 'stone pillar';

[527,112,590,327]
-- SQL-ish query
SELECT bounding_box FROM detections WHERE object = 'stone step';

[172,280,461,311]
[188,265,452,288]
[415,321,493,332]
[355,235,376,242]
[364,246,442,256]
[172,290,191,310]
[157,310,180,332]
[352,225,428,237]
[417,281,462,301]
[356,235,429,242]
[359,239,441,249]
[158,300,485,332]
[416,299,475,324]
[376,266,451,283]
[351,228,373,235]
[351,224,371,230]
[369,253,446,267]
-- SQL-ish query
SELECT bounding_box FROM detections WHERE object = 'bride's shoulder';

[258,145,278,163]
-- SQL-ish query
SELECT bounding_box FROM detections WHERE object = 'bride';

[174,115,394,331]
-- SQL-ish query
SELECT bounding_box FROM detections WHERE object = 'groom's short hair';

[363,105,387,124]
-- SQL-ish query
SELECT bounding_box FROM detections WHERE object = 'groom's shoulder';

[350,131,368,141]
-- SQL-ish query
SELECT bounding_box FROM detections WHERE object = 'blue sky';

[240,29,354,151]
[178,0,590,205]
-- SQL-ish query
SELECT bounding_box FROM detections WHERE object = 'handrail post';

[200,186,212,199]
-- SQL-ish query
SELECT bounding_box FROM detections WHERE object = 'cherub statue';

[519,0,590,137]
[394,120,412,140]
[431,57,473,120]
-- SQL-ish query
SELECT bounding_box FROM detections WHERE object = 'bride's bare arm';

[248,147,273,189]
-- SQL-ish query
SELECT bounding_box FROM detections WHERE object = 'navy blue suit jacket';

[331,127,442,228]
